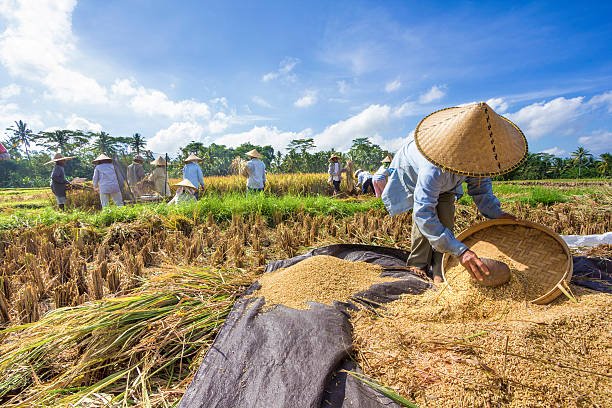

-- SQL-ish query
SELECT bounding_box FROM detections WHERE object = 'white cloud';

[506,96,584,139]
[262,57,299,82]
[0,83,20,99]
[588,91,612,113]
[215,126,313,151]
[578,131,612,155]
[337,80,349,94]
[486,97,509,113]
[385,79,401,93]
[148,121,207,154]
[111,78,211,120]
[294,90,318,108]
[419,85,446,104]
[0,102,44,130]
[0,0,108,104]
[251,96,272,108]
[64,114,102,132]
[540,147,566,157]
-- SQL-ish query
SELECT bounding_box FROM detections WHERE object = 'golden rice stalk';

[52,280,78,308]
[88,267,105,301]
[16,285,39,324]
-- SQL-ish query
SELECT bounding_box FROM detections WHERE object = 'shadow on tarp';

[179,244,611,408]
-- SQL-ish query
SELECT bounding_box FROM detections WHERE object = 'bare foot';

[433,275,444,284]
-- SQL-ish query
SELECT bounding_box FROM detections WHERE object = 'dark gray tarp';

[180,245,611,408]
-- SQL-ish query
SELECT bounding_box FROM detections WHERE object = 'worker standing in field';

[372,155,393,198]
[328,154,342,195]
[46,153,74,210]
[148,156,171,197]
[126,155,145,197]
[182,153,205,199]
[92,154,123,208]
[382,102,526,283]
[244,149,266,192]
[168,179,198,205]
[354,169,374,194]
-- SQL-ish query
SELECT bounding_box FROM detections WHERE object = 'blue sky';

[0,0,611,157]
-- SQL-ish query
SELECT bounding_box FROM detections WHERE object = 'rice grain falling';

[251,255,395,310]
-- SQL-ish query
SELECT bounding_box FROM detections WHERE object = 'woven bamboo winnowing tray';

[442,219,573,305]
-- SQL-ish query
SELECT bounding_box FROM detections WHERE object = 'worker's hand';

[459,250,490,281]
[498,212,516,220]
[93,187,99,193]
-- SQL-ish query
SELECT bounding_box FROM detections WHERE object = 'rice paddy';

[0,175,610,406]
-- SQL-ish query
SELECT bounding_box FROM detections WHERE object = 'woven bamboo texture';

[442,219,572,304]
[414,102,528,177]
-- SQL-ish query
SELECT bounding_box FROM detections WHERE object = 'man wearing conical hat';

[328,154,342,195]
[46,153,74,210]
[244,149,266,192]
[92,154,123,208]
[127,155,145,197]
[382,103,527,284]
[372,154,394,198]
[147,156,171,197]
[182,153,205,199]
[168,179,198,205]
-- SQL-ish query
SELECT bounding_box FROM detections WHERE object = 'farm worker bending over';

[328,154,342,195]
[355,169,374,194]
[382,102,527,284]
[46,153,74,210]
[92,154,124,208]
[245,149,266,192]
[168,179,197,205]
[126,155,145,197]
[148,156,171,197]
[372,155,393,198]
[182,153,205,199]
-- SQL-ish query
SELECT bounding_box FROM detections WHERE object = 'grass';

[0,193,385,230]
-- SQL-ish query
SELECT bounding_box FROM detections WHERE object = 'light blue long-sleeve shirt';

[382,138,503,256]
[92,163,121,194]
[183,162,205,189]
[357,171,372,186]
[246,158,266,189]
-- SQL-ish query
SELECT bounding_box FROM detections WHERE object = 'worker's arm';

[413,168,468,257]
[51,166,66,184]
[466,177,506,219]
[197,166,205,188]
[92,167,100,190]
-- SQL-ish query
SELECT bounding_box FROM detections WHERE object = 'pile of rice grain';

[250,255,395,310]
[352,284,612,407]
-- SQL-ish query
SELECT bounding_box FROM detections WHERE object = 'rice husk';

[352,283,612,407]
[250,255,395,310]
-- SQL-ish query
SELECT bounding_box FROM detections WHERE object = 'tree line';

[1,120,610,188]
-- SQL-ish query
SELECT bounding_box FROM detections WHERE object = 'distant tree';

[90,131,126,156]
[35,129,88,155]
[597,153,612,177]
[129,132,147,155]
[6,120,33,160]
[571,147,593,178]
[347,137,387,171]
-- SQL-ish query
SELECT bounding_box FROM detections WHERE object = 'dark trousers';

[361,179,374,194]
[332,180,341,193]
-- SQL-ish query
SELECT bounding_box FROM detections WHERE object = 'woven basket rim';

[442,219,573,304]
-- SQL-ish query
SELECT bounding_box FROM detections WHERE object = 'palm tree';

[597,153,612,177]
[35,130,82,155]
[91,131,122,155]
[6,120,33,160]
[570,147,592,178]
[129,133,147,155]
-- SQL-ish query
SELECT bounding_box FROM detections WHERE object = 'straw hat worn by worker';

[244,149,266,192]
[381,102,527,283]
[92,154,124,208]
[182,153,205,198]
[168,178,197,205]
[46,153,74,210]
[328,154,342,195]
[148,156,171,197]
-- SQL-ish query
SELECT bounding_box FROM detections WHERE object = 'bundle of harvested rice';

[352,283,612,407]
[250,255,395,310]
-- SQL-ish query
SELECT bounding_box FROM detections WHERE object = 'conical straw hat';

[45,153,74,165]
[381,155,392,163]
[92,154,112,164]
[184,153,202,163]
[414,102,528,176]
[329,153,340,161]
[245,149,262,159]
[133,155,144,162]
[173,178,197,189]
[151,156,167,166]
